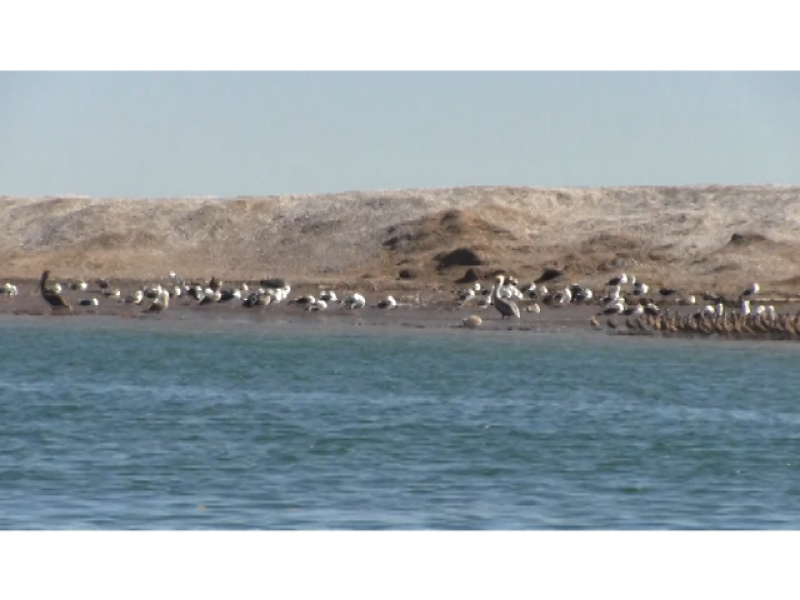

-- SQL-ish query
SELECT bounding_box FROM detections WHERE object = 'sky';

[1,71,799,198]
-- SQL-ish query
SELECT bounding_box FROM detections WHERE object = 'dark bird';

[288,295,316,307]
[606,274,628,287]
[208,276,223,292]
[534,267,566,284]
[39,270,73,313]
[493,275,521,320]
[659,288,678,298]
[219,289,239,302]
[260,277,287,289]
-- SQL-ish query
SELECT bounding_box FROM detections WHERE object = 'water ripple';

[1,320,800,528]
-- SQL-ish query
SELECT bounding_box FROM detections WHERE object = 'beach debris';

[461,314,482,329]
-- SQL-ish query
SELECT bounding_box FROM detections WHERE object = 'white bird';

[342,293,366,310]
[376,295,397,309]
[2,282,18,296]
[147,288,170,312]
[606,274,628,287]
[308,299,328,311]
[742,283,760,297]
[457,288,476,304]
[739,299,751,316]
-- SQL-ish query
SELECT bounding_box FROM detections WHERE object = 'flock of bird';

[3,268,798,341]
[7,270,399,315]
[453,270,799,341]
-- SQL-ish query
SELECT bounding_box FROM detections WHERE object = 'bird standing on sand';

[741,283,759,298]
[493,275,520,320]
[375,295,397,309]
[38,270,73,313]
[146,289,170,313]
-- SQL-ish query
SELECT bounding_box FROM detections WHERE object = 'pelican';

[38,270,73,313]
[493,275,520,320]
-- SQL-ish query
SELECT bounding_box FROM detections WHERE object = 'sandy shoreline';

[4,282,800,346]
[3,185,800,343]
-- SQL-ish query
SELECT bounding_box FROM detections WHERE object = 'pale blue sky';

[1,71,798,197]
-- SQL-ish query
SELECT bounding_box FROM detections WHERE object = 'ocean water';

[1,317,799,530]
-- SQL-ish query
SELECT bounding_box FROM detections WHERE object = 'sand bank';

[2,185,800,299]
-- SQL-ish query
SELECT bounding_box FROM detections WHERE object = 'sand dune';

[2,185,799,295]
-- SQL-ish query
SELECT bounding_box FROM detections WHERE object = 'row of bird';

[10,269,783,335]
[454,271,767,321]
[27,271,400,314]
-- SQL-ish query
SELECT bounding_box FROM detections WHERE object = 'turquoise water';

[1,317,799,529]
